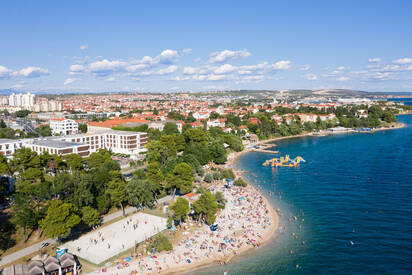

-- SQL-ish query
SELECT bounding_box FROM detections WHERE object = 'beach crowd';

[93,182,275,275]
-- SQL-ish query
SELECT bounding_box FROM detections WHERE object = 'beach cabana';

[59,254,78,275]
[44,256,59,266]
[59,253,74,262]
[44,261,60,275]
[2,264,29,275]
[60,257,76,275]
[28,264,45,275]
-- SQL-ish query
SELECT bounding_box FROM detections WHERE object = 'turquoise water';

[191,115,412,275]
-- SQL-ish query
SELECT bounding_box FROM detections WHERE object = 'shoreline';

[90,168,279,275]
[87,119,406,275]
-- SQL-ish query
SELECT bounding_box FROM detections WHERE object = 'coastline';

[87,120,406,275]
[91,164,279,275]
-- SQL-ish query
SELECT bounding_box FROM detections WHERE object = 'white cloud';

[206,74,228,81]
[157,65,179,75]
[183,66,200,75]
[126,64,149,72]
[209,49,251,63]
[194,57,202,63]
[368,57,381,63]
[13,67,49,78]
[271,60,291,70]
[337,76,350,81]
[64,78,77,85]
[393,58,412,64]
[89,59,127,76]
[214,64,236,74]
[303,74,318,80]
[300,65,310,71]
[157,49,179,64]
[69,64,86,74]
[105,77,115,82]
[182,49,192,55]
[0,65,13,78]
[80,45,88,50]
[243,75,264,81]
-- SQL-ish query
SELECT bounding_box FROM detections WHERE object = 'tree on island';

[40,200,80,239]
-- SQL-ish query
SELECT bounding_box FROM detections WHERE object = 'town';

[0,90,411,274]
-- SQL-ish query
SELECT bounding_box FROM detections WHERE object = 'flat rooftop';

[30,139,84,148]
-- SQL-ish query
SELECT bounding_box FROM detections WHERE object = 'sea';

[190,115,412,275]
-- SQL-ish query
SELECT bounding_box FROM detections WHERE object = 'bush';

[204,173,213,183]
[234,178,247,187]
[220,168,235,179]
[212,172,222,180]
[147,234,173,252]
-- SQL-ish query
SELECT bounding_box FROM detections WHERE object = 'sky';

[0,0,411,93]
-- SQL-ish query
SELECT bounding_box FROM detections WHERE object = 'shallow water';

[189,115,412,275]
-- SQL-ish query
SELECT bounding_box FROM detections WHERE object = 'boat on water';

[262,154,306,167]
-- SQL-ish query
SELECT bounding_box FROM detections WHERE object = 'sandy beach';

[86,122,406,275]
[88,176,279,275]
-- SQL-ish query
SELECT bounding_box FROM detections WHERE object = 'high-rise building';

[8,92,36,108]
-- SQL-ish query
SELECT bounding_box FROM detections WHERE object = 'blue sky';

[0,0,411,93]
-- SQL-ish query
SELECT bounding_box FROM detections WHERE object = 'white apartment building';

[206,118,226,129]
[9,92,36,108]
[61,130,148,156]
[0,139,24,158]
[1,130,148,159]
[50,118,78,135]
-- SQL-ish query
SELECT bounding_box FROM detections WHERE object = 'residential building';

[0,139,24,158]
[50,118,78,135]
[24,139,90,158]
[206,118,226,129]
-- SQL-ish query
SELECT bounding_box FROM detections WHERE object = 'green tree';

[192,190,218,225]
[11,196,41,240]
[64,153,84,171]
[204,173,213,183]
[78,124,88,133]
[72,172,94,210]
[39,200,80,239]
[81,206,100,227]
[0,154,10,175]
[126,178,156,208]
[163,122,179,135]
[209,141,227,164]
[171,197,190,224]
[234,178,247,187]
[173,134,185,152]
[146,162,163,188]
[147,234,173,252]
[215,191,226,209]
[171,163,193,195]
[0,119,6,128]
[37,125,52,136]
[15,109,31,118]
[184,128,208,145]
[106,178,126,215]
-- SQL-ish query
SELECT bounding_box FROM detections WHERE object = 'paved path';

[0,206,139,267]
